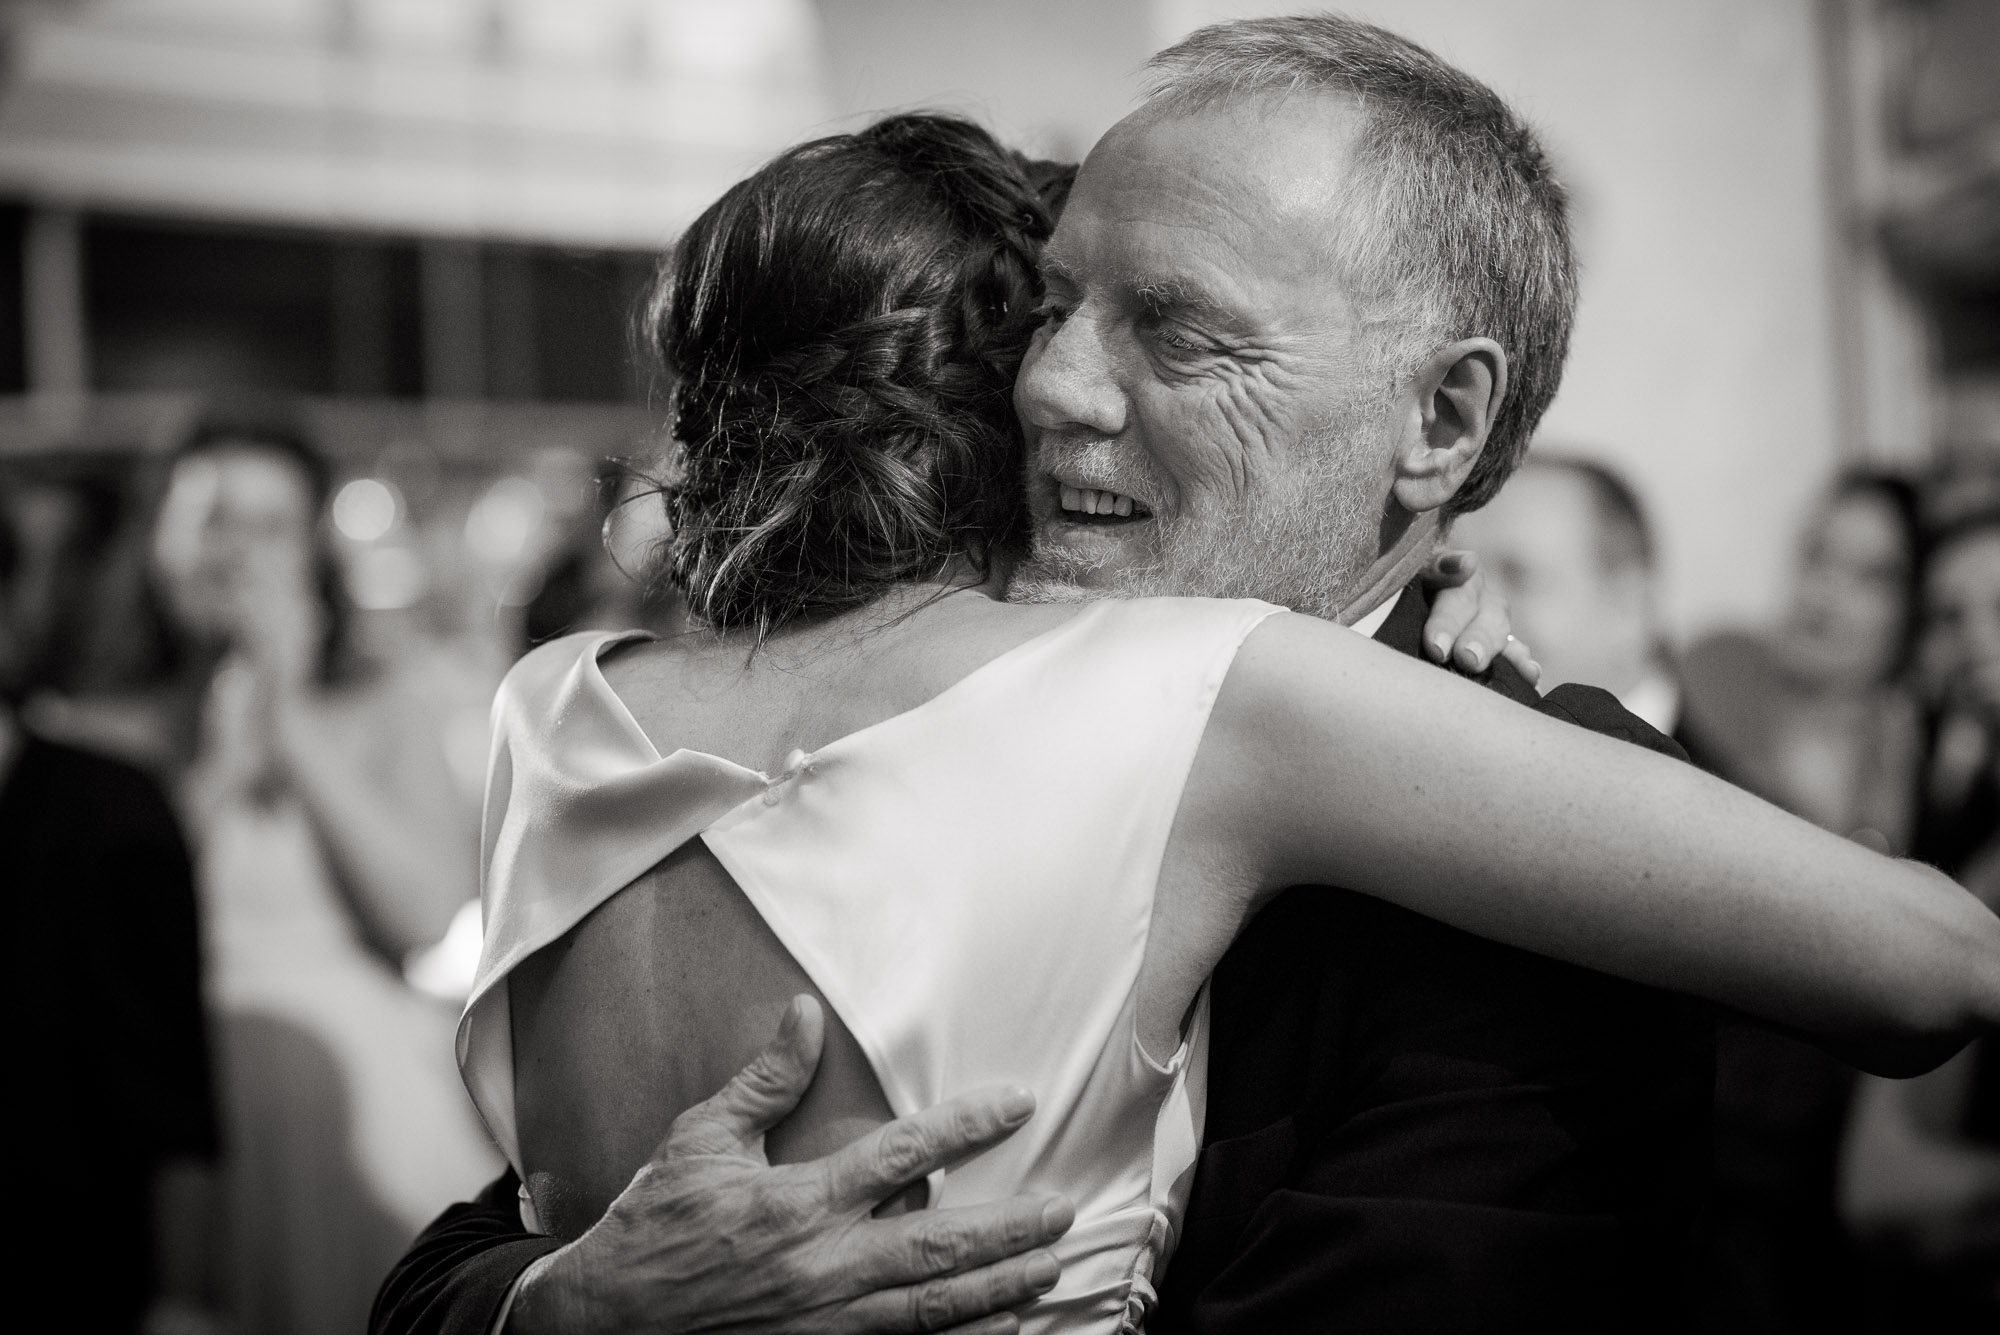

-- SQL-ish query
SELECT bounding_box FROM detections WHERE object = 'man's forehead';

[1047,93,1363,299]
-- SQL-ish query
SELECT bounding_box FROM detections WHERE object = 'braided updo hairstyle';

[647,113,1060,638]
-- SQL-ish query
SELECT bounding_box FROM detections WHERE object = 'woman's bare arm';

[275,679,475,959]
[1194,611,2000,1076]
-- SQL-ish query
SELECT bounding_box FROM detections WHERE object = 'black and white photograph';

[1,2,1996,1332]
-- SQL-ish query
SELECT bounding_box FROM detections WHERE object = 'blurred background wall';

[0,0,1993,641]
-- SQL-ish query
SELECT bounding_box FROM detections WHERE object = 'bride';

[460,115,2000,1332]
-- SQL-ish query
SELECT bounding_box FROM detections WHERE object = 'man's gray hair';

[1144,13,1576,516]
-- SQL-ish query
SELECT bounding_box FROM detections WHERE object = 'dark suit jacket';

[372,1171,561,1335]
[7,735,219,1333]
[372,586,1714,1335]
[1154,587,1714,1333]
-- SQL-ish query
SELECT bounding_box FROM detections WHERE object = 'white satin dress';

[460,596,1286,1333]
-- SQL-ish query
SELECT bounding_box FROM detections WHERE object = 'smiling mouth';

[1055,483,1153,525]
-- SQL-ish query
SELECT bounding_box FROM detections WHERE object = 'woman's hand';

[1420,549,1540,684]
[229,554,322,696]
[226,553,329,800]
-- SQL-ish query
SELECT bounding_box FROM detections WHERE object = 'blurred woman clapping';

[148,418,498,1335]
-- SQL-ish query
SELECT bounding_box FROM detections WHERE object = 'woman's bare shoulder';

[597,594,1089,751]
[1213,610,1379,717]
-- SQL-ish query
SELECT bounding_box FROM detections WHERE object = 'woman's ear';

[1390,338,1509,515]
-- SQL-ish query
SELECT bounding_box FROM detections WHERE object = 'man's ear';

[1390,338,1509,515]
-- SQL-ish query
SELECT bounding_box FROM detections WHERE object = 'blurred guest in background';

[1843,500,2000,1331]
[1914,504,2000,893]
[519,455,683,649]
[2,491,222,1333]
[1455,453,1880,1326]
[1680,470,1926,850]
[1671,469,1928,1332]
[402,455,686,1006]
[101,416,498,1335]
[1451,454,1680,733]
[0,457,133,701]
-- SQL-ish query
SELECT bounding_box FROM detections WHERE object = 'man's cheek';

[1182,369,1301,499]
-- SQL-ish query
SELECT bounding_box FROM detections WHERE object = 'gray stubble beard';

[1008,413,1387,620]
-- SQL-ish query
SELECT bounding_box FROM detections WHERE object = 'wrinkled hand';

[507,997,1073,1335]
[1420,549,1539,684]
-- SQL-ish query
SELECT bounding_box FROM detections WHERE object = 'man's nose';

[1016,315,1127,440]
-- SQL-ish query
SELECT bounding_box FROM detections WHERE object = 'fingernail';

[1025,1253,1060,1291]
[998,1086,1035,1123]
[1456,645,1483,670]
[1440,553,1465,574]
[1429,634,1450,661]
[1040,1197,1074,1234]
[778,995,806,1039]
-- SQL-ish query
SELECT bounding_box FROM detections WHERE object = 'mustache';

[1030,435,1172,508]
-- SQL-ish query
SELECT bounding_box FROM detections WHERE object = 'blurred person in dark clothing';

[1843,503,2000,1331]
[1915,506,2000,892]
[1,458,133,696]
[1670,471,1931,1332]
[1451,453,1682,734]
[1,489,223,1333]
[1457,456,1889,1329]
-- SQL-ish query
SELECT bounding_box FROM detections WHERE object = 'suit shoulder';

[1467,655,1689,762]
[1471,653,1542,706]
[13,736,183,840]
[1535,683,1689,762]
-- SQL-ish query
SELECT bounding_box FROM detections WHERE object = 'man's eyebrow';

[1035,259,1247,329]
[1131,276,1236,323]
[1038,252,1078,286]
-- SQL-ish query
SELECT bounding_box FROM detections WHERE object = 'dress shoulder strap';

[459,630,771,1165]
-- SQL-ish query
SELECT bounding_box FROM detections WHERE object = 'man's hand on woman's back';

[504,996,1073,1335]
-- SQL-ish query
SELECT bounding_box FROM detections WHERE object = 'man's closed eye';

[1150,323,1211,354]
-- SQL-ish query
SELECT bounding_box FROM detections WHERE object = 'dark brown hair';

[644,114,1058,638]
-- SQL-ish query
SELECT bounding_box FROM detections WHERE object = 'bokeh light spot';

[333,477,400,542]
[466,477,547,566]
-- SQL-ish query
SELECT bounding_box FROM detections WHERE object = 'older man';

[373,16,1710,1335]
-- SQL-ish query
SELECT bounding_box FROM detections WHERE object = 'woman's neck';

[802,579,993,649]
[693,565,1000,650]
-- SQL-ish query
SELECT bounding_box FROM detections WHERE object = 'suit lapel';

[1372,583,1427,661]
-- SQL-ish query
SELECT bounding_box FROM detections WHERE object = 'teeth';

[1059,485,1144,517]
